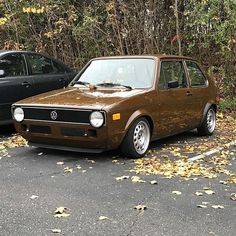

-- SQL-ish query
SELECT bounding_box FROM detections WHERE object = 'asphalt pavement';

[0,126,235,236]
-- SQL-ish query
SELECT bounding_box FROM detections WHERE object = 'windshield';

[73,58,155,89]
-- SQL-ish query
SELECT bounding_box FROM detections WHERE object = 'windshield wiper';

[73,81,91,87]
[95,82,132,90]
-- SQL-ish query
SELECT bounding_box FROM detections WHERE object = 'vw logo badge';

[50,110,58,120]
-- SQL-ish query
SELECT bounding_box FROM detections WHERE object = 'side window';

[28,54,55,75]
[53,61,66,73]
[186,61,206,87]
[0,54,26,77]
[158,61,187,90]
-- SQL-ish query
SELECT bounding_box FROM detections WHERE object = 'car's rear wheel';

[121,118,150,158]
[197,107,216,136]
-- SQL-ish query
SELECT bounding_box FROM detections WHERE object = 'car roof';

[92,54,196,61]
[0,50,72,71]
[0,50,47,56]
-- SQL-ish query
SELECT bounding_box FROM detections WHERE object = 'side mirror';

[168,80,179,89]
[0,69,5,78]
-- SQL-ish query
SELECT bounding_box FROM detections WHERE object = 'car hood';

[15,87,145,110]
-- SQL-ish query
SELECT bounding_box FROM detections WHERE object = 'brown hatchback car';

[12,55,218,158]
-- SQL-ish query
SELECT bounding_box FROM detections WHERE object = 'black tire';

[197,107,216,136]
[121,117,151,158]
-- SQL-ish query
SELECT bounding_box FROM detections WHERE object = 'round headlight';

[14,107,24,122]
[90,111,104,128]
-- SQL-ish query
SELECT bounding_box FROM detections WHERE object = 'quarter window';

[186,61,206,87]
[0,54,26,77]
[159,61,187,89]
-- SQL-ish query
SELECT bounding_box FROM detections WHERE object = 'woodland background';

[0,0,235,112]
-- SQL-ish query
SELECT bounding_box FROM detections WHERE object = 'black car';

[0,50,76,125]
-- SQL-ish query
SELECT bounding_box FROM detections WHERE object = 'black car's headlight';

[89,111,104,128]
[13,107,24,122]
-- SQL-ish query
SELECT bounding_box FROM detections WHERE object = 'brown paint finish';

[13,55,218,153]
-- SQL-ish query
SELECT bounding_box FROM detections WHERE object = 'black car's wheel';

[197,107,216,136]
[121,118,150,158]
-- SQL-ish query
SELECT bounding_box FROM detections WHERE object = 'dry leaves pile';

[132,157,216,179]
[0,135,27,158]
[149,114,236,158]
[132,150,235,182]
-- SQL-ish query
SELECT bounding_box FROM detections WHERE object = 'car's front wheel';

[121,118,150,158]
[197,107,216,136]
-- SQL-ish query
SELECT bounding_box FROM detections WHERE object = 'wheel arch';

[124,110,154,136]
[200,102,217,126]
[120,111,154,158]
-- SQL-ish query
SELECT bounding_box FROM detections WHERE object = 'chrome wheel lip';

[133,121,150,155]
[207,109,216,133]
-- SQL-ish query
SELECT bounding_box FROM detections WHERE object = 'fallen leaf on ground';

[99,216,109,220]
[172,191,182,195]
[30,195,38,200]
[150,180,157,185]
[134,205,147,211]
[197,205,207,208]
[51,229,61,233]
[115,175,129,181]
[211,205,224,209]
[88,160,95,164]
[54,207,70,218]
[195,192,203,196]
[131,176,146,183]
[225,175,236,184]
[54,213,70,218]
[209,231,216,235]
[57,162,64,165]
[204,190,215,195]
[63,167,73,173]
[203,187,210,190]
[202,202,209,205]
[54,207,67,214]
[230,193,236,201]
[76,164,82,169]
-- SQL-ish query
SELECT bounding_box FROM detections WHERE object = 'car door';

[184,60,209,126]
[0,53,35,122]
[156,60,193,137]
[25,53,69,94]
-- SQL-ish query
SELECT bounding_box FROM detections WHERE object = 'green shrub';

[219,97,236,112]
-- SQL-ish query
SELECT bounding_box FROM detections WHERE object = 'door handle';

[186,91,193,96]
[59,78,66,82]
[21,81,31,88]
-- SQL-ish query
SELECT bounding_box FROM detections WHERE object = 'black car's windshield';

[73,58,155,89]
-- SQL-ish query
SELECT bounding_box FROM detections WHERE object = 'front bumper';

[15,120,108,152]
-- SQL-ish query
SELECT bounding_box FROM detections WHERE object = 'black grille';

[23,107,91,124]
